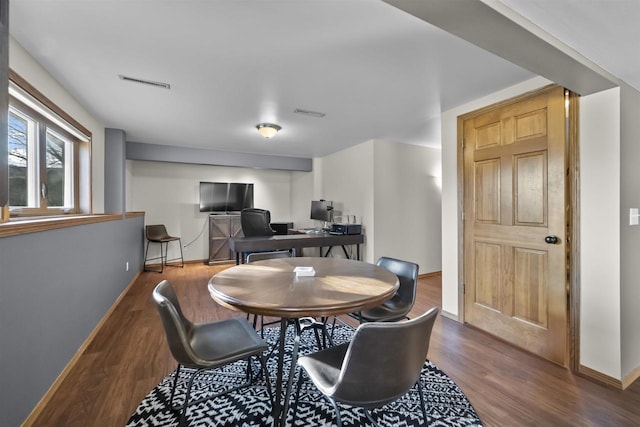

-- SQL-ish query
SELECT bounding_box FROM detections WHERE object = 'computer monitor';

[310,200,333,223]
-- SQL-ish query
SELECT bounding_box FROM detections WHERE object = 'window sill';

[0,212,144,238]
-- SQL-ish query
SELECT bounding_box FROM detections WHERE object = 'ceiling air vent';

[118,74,171,90]
[293,108,325,118]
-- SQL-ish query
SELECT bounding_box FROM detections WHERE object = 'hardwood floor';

[27,262,640,426]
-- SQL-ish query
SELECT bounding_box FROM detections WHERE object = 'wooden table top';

[208,257,399,318]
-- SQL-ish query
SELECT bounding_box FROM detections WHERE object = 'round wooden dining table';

[208,257,399,426]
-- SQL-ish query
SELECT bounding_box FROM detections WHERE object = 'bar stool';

[144,224,184,273]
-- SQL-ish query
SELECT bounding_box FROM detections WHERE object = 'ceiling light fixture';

[256,123,282,139]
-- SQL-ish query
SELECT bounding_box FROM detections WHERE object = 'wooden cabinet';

[208,214,243,264]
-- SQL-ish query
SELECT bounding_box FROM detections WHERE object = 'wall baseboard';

[622,364,640,389]
[579,363,640,390]
[419,270,442,279]
[441,309,459,322]
[21,271,141,427]
[578,364,623,389]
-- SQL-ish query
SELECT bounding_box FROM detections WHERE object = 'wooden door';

[463,86,568,365]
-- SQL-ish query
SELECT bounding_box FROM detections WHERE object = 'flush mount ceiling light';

[256,123,282,139]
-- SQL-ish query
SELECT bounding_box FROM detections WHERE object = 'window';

[7,71,91,216]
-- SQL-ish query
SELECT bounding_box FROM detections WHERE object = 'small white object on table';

[294,266,316,276]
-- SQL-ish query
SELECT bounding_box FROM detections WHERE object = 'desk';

[229,232,364,264]
[208,257,398,426]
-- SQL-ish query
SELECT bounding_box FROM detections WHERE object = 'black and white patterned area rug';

[127,324,482,426]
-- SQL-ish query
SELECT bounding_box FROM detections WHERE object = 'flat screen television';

[199,182,254,213]
[310,199,333,222]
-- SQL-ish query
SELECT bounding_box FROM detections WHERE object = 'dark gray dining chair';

[144,224,184,273]
[293,307,439,427]
[358,256,419,322]
[152,280,272,426]
[332,256,419,338]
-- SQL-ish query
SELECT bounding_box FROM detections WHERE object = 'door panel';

[474,241,502,310]
[514,151,547,225]
[513,247,547,327]
[463,86,567,366]
[474,159,501,223]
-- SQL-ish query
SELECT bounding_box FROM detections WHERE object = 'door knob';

[545,235,559,244]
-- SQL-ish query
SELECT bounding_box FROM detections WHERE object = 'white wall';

[130,161,292,262]
[579,87,621,378]
[619,83,640,379]
[132,138,443,269]
[9,37,106,213]
[440,76,552,318]
[373,140,442,272]
[303,139,443,269]
[316,141,376,261]
[290,157,323,230]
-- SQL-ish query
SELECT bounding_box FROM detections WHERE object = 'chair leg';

[417,378,428,424]
[163,240,184,269]
[169,358,272,425]
[179,368,201,427]
[144,240,163,273]
[327,397,343,427]
[312,326,323,350]
[363,408,381,427]
[258,354,274,404]
[178,238,184,268]
[143,240,151,271]
[244,355,253,382]
[290,367,306,427]
[159,241,165,273]
[321,317,334,348]
[169,364,183,410]
[330,315,355,341]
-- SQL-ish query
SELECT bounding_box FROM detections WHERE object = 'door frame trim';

[456,84,580,371]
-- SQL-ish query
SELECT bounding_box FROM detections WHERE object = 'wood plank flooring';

[27,263,640,426]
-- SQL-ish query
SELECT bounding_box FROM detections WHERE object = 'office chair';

[144,224,184,273]
[292,307,439,427]
[245,250,292,263]
[152,280,272,426]
[240,208,281,263]
[240,208,275,237]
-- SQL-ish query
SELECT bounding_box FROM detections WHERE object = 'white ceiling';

[8,1,638,159]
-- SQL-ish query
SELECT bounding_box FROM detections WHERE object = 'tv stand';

[208,214,242,264]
